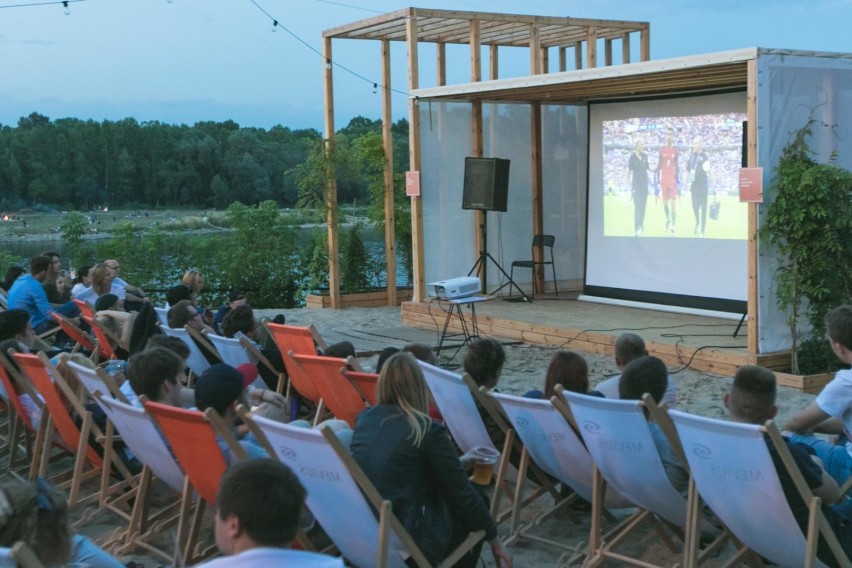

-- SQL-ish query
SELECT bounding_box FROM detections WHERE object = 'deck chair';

[66,361,127,404]
[206,333,285,393]
[0,356,44,478]
[154,306,169,327]
[291,354,370,428]
[492,392,633,548]
[160,325,212,379]
[0,289,7,310]
[82,315,118,361]
[12,352,137,512]
[94,393,186,562]
[340,368,378,406]
[240,411,486,568]
[73,298,95,319]
[50,313,96,358]
[143,400,247,565]
[671,410,850,568]
[563,391,726,568]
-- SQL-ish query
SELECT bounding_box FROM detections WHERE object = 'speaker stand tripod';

[467,216,531,303]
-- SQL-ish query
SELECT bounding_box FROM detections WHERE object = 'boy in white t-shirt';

[785,305,852,484]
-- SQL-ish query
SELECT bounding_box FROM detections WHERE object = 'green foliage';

[341,223,372,293]
[59,211,90,266]
[763,122,852,373]
[0,251,24,275]
[295,229,329,300]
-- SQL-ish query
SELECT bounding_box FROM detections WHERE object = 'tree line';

[0,112,410,211]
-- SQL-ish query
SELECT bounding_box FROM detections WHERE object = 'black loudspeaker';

[462,157,510,212]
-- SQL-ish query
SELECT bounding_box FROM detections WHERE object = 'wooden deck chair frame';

[73,298,95,319]
[238,336,285,393]
[670,410,850,568]
[203,333,286,394]
[291,353,370,428]
[50,313,97,360]
[94,392,186,563]
[238,407,486,568]
[67,361,128,404]
[0,354,45,478]
[491,391,634,552]
[82,315,118,361]
[142,399,247,565]
[340,368,378,406]
[561,390,729,568]
[13,353,137,516]
[159,325,212,381]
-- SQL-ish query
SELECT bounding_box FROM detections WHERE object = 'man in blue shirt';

[7,256,79,334]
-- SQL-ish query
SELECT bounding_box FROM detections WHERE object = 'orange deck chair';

[0,353,47,477]
[73,298,95,319]
[265,323,324,416]
[291,354,375,428]
[82,314,118,362]
[340,368,378,407]
[51,313,97,358]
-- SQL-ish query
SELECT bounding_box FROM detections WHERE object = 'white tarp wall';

[757,51,852,352]
[421,101,587,291]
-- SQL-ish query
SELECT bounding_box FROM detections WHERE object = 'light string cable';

[247,0,410,98]
[0,0,85,8]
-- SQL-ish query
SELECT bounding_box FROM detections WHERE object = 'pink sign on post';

[739,167,763,203]
[406,171,421,197]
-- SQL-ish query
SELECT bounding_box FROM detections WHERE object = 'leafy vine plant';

[763,120,852,374]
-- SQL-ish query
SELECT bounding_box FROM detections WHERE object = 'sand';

[76,305,819,567]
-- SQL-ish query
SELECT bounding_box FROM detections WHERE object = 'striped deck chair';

[671,410,850,568]
[240,411,486,568]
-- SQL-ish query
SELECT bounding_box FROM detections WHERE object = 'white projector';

[426,276,481,300]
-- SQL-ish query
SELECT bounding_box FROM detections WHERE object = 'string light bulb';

[325,58,332,70]
[272,20,278,32]
[372,83,378,94]
[62,1,69,15]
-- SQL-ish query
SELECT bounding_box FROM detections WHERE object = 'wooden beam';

[604,38,613,66]
[586,27,597,68]
[470,18,481,82]
[407,13,426,303]
[436,42,446,86]
[531,102,544,292]
[530,24,541,74]
[323,36,340,309]
[489,45,498,81]
[541,47,549,74]
[472,101,485,289]
[558,46,567,72]
[381,39,396,306]
[574,41,583,70]
[622,32,631,64]
[640,24,650,61]
[746,57,758,354]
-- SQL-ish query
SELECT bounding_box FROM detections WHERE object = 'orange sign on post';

[739,167,763,203]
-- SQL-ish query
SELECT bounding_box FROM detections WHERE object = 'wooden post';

[531,102,544,293]
[381,39,397,306]
[640,24,651,61]
[746,58,759,354]
[470,19,481,82]
[574,41,583,70]
[406,12,426,303]
[322,36,341,309]
[541,47,549,73]
[470,19,485,289]
[622,32,631,64]
[604,39,613,66]
[558,46,567,72]
[586,27,597,68]
[530,24,541,75]
[489,45,498,81]
[437,42,446,86]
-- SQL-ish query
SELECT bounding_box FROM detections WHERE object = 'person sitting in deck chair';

[121,346,190,409]
[729,365,852,566]
[198,458,344,567]
[595,333,677,406]
[785,305,852,485]
[619,355,689,497]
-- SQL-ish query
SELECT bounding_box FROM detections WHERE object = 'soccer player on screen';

[657,132,679,236]
[626,140,650,237]
[686,137,711,237]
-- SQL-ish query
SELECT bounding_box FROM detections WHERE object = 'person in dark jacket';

[350,353,512,568]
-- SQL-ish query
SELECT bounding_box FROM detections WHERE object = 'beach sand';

[70,305,817,566]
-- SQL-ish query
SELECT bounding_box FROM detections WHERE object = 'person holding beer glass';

[351,353,512,568]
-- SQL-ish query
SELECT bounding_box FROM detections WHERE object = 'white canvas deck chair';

[670,410,850,568]
[154,306,169,327]
[492,392,633,548]
[160,325,211,380]
[94,392,186,563]
[564,391,719,568]
[417,361,550,525]
[240,412,485,568]
[206,332,285,392]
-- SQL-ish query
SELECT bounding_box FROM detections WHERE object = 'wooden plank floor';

[402,294,795,382]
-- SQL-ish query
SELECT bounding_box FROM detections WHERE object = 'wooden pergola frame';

[322,8,650,309]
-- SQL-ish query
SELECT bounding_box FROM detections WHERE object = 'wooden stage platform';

[401,294,824,392]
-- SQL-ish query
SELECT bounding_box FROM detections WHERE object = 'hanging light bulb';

[325,59,332,70]
[272,20,278,33]
[372,83,378,94]
[62,1,70,15]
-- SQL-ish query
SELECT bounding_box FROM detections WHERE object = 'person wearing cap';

[194,363,269,463]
